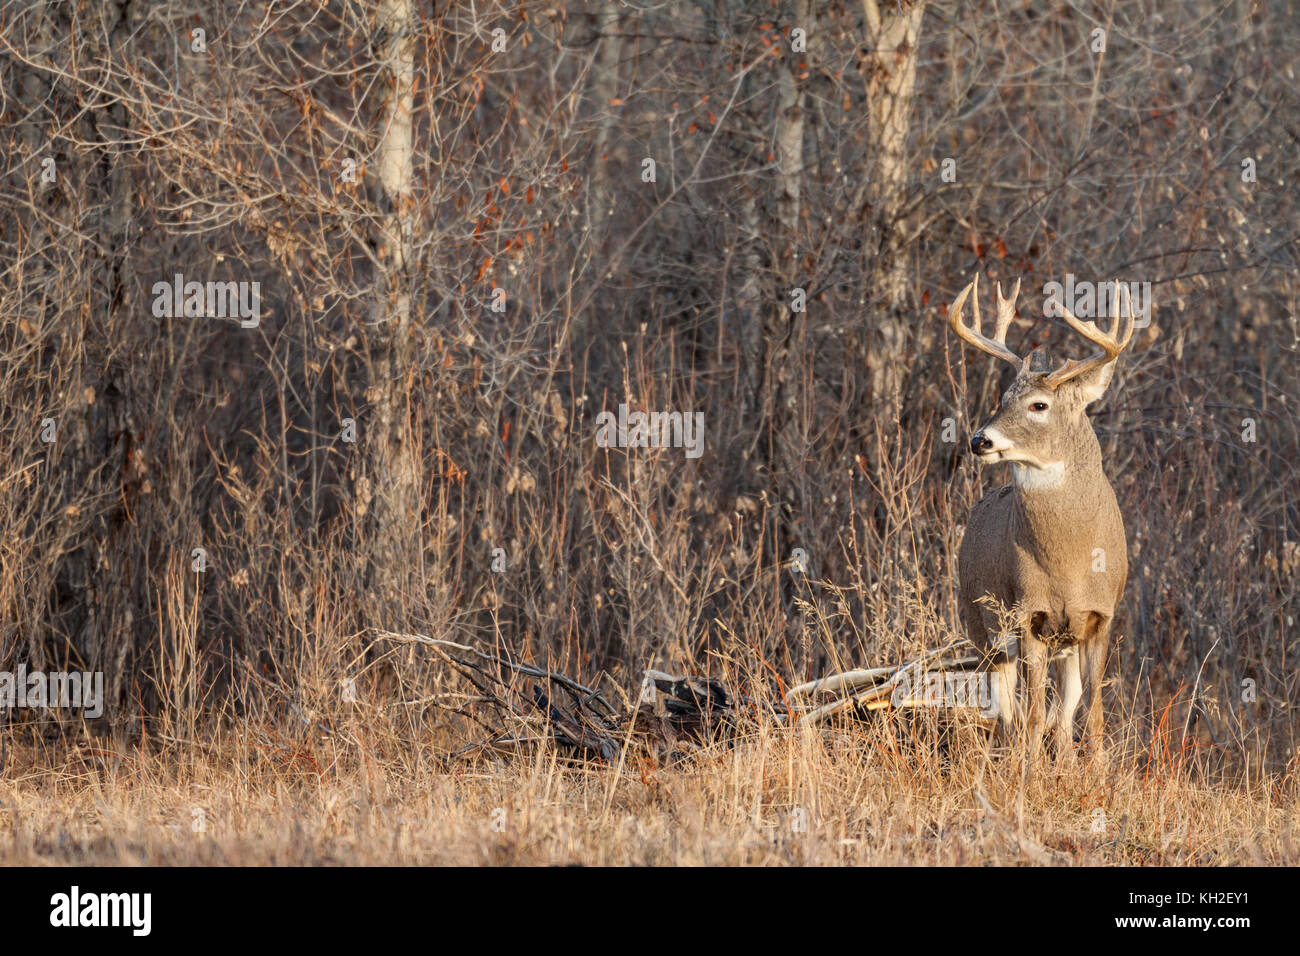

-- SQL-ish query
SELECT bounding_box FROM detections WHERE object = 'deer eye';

[1029,401,1049,412]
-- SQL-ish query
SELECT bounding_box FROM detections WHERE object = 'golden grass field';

[3,570,1295,868]
[4,713,1296,866]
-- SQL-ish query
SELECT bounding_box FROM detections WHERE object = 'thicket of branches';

[1,0,1295,771]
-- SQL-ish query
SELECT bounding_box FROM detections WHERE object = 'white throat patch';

[1012,461,1066,490]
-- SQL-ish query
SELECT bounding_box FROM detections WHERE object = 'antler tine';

[1111,280,1136,351]
[1044,280,1136,388]
[948,273,1021,368]
[994,278,1021,344]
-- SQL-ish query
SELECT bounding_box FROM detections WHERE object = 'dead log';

[378,628,1013,764]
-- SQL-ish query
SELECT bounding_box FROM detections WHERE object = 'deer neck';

[1008,444,1112,562]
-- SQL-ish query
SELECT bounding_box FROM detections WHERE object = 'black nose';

[970,433,993,454]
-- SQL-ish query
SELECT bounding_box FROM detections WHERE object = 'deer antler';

[1043,281,1136,388]
[948,273,1023,368]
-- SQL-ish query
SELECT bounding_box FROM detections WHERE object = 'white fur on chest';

[1012,461,1065,490]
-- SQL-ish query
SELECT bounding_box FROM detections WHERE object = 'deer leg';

[967,602,1020,744]
[993,658,1019,740]
[1052,646,1082,767]
[1081,617,1111,767]
[1021,632,1049,761]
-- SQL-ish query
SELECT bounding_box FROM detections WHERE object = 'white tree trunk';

[366,0,420,619]
[589,2,623,233]
[762,0,811,526]
[861,0,926,399]
[376,0,415,330]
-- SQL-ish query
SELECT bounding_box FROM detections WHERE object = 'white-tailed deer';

[948,274,1134,764]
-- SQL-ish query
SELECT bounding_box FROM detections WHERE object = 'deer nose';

[970,433,993,454]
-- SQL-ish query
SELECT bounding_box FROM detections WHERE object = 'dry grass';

[3,710,1297,866]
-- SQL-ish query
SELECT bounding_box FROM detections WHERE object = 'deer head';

[949,274,1135,489]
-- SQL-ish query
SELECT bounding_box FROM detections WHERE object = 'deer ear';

[1072,359,1117,404]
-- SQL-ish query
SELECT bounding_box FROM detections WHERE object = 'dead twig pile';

[376,630,1008,764]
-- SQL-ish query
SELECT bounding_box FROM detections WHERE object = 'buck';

[948,274,1134,763]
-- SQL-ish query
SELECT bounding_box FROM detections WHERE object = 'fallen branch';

[376,628,1009,763]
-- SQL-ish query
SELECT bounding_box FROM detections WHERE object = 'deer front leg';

[993,658,1019,742]
[1051,646,1082,768]
[985,629,1020,744]
[1021,632,1049,761]
[1081,620,1111,768]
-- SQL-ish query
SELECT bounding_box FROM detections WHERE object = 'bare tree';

[861,0,927,400]
[363,0,421,622]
